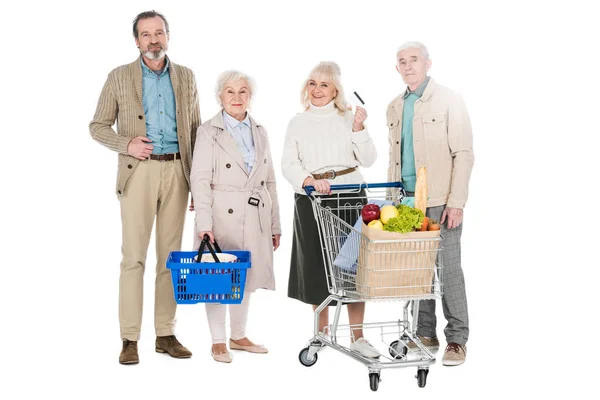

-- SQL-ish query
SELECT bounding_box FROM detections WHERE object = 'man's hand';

[441,207,463,230]
[352,106,368,132]
[272,234,281,251]
[302,176,331,194]
[127,136,153,160]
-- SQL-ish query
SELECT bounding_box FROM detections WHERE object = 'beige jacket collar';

[392,77,437,112]
[209,111,265,178]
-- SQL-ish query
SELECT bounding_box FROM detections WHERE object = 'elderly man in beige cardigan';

[89,10,200,365]
[387,41,474,366]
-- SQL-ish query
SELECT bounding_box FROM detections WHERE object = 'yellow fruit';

[367,219,384,230]
[380,205,399,224]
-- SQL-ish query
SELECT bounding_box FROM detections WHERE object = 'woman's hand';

[198,231,215,243]
[352,106,367,132]
[302,176,331,194]
[272,234,281,251]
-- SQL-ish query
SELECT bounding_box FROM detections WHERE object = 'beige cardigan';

[89,57,201,195]
[387,78,474,209]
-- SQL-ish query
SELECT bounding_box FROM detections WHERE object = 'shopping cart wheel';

[417,368,429,388]
[369,373,380,391]
[389,340,408,359]
[298,347,318,367]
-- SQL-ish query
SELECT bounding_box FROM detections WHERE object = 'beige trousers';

[119,159,188,341]
[205,294,251,344]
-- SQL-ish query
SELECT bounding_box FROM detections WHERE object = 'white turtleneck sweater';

[282,101,377,194]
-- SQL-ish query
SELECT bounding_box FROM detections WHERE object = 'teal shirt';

[141,58,179,154]
[401,77,430,191]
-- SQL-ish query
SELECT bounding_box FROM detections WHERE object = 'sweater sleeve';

[89,72,131,154]
[281,119,313,193]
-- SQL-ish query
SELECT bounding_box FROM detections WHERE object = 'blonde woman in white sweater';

[282,61,379,358]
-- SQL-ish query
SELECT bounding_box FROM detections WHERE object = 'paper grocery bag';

[356,224,441,299]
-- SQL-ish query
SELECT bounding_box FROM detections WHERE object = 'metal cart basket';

[298,182,444,390]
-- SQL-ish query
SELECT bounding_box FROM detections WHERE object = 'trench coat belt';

[210,184,266,232]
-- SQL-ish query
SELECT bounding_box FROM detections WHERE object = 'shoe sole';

[155,348,192,358]
[442,359,465,366]
[350,348,381,358]
[357,354,380,358]
[119,359,139,365]
[408,346,439,353]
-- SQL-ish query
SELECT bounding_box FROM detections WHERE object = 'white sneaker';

[350,337,380,358]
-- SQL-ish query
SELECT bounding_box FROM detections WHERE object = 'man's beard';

[142,46,167,60]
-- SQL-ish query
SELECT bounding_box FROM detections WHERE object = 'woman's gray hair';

[215,70,256,107]
[396,41,430,60]
[301,61,350,115]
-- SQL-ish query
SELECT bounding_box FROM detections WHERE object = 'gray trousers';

[416,205,469,346]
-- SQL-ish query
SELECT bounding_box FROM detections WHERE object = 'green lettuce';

[383,205,425,233]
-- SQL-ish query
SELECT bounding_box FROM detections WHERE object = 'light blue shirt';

[222,111,255,173]
[401,76,430,192]
[141,58,179,154]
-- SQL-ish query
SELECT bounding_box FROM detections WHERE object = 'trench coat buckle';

[248,197,260,207]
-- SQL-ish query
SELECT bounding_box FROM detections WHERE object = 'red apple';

[361,204,380,224]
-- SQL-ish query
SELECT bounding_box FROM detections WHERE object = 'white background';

[2,0,599,398]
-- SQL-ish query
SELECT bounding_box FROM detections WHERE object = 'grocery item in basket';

[414,167,428,215]
[383,204,424,233]
[193,253,238,263]
[367,219,384,230]
[361,204,380,224]
[380,205,399,224]
[333,199,394,271]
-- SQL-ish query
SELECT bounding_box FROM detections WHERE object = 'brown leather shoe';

[119,339,139,365]
[156,335,192,358]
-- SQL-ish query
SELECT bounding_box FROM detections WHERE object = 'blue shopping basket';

[166,235,251,304]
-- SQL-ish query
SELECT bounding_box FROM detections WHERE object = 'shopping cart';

[298,182,444,390]
[166,235,251,304]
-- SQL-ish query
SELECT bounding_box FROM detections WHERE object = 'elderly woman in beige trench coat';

[190,70,281,363]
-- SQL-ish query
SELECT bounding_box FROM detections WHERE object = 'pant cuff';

[156,328,174,337]
[416,329,437,338]
[121,333,140,341]
[445,337,468,346]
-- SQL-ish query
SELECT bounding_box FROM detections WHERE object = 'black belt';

[149,152,180,161]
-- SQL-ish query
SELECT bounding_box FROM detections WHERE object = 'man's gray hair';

[215,70,256,106]
[396,41,430,60]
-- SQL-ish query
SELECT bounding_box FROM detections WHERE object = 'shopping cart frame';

[297,182,444,390]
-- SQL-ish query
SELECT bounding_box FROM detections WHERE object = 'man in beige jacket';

[90,10,200,365]
[387,41,474,366]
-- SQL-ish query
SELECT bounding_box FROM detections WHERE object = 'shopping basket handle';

[303,181,405,196]
[196,234,223,263]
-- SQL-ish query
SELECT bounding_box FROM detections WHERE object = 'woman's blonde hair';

[301,61,349,115]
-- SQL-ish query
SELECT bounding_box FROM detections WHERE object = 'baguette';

[414,166,428,215]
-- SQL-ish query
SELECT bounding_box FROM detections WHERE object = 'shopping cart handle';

[304,181,405,196]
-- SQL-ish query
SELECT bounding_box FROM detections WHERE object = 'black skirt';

[288,192,364,306]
